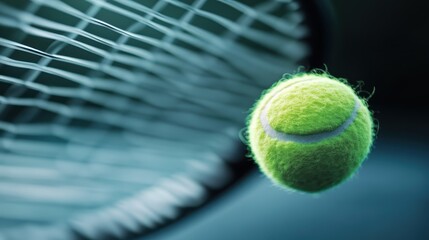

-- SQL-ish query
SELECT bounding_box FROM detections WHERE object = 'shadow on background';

[327,0,429,138]
[145,1,429,239]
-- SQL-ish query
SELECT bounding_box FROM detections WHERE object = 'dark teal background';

[146,139,428,240]
[145,0,429,239]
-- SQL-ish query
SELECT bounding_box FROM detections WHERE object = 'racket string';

[0,0,312,235]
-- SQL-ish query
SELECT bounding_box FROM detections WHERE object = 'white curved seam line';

[260,79,360,143]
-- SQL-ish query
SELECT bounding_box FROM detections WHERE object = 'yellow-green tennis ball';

[248,73,374,193]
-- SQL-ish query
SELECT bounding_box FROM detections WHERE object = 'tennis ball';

[247,73,374,193]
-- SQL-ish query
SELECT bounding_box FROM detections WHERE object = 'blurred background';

[146,0,429,239]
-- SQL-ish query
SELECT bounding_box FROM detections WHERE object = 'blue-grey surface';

[146,137,429,240]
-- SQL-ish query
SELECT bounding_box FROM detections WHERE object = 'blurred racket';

[0,0,329,239]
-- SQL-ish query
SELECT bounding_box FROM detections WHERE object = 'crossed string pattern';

[0,0,310,238]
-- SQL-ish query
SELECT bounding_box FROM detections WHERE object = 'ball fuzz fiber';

[247,73,374,193]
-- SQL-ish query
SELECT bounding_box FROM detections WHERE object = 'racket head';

[0,0,330,239]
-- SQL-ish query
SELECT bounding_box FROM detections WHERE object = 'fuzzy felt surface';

[248,73,374,192]
[266,75,356,135]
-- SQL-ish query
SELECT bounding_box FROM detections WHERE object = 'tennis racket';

[0,0,329,239]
